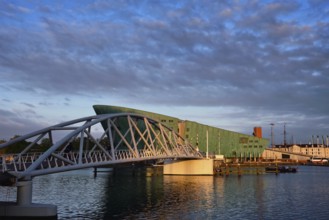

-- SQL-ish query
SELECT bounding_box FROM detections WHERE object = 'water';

[1,166,329,219]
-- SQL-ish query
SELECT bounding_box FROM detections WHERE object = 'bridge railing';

[0,113,202,180]
[1,147,201,174]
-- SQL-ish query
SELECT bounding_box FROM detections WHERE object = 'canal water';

[1,165,329,219]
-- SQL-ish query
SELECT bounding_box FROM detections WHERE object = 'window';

[161,119,166,122]
[186,128,190,132]
[169,120,173,122]
[186,135,189,138]
[239,137,248,143]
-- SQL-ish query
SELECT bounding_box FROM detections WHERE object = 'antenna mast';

[270,123,275,148]
[283,123,287,147]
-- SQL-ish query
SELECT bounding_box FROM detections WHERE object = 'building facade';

[273,144,329,159]
[93,105,269,161]
[93,105,269,160]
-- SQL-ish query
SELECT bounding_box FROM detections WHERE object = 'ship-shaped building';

[93,105,269,161]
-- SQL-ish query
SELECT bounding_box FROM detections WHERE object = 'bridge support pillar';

[17,180,32,206]
[0,180,57,219]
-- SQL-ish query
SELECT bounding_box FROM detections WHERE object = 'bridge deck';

[0,113,202,182]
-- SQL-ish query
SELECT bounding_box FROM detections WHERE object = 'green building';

[93,105,269,160]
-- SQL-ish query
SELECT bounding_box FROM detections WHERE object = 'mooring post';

[237,163,241,177]
[225,164,229,176]
[17,180,32,206]
[94,167,98,178]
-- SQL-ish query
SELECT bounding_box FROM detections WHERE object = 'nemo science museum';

[93,105,269,161]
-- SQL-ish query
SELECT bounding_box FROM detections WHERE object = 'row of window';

[160,119,174,123]
[239,137,260,144]
[305,149,321,152]
[244,145,263,148]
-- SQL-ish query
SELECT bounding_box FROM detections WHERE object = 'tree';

[39,138,52,151]
[4,135,30,153]
[0,139,7,154]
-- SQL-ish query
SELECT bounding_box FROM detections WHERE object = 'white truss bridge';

[0,113,203,182]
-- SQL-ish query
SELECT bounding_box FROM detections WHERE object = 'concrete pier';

[0,202,57,219]
[0,180,57,219]
[163,159,214,175]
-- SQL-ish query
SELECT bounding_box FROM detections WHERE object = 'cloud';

[0,108,47,139]
[21,102,35,108]
[0,0,328,143]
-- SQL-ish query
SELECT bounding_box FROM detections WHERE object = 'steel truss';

[0,113,202,181]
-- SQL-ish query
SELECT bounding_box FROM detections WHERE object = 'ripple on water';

[3,166,328,220]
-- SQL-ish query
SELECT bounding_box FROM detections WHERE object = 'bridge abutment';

[163,159,214,175]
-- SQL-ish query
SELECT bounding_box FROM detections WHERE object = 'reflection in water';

[32,170,108,219]
[1,166,329,219]
[102,170,165,219]
[254,176,265,220]
[102,172,224,219]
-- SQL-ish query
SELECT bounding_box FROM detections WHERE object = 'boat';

[265,166,297,173]
[310,157,328,164]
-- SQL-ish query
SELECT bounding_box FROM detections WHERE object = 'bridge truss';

[0,113,203,182]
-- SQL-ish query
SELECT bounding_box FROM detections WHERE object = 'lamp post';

[206,129,208,159]
[218,131,221,155]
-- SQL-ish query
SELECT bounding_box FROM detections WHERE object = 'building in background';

[272,143,329,162]
[93,105,269,161]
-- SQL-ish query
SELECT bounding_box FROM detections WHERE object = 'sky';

[0,0,328,145]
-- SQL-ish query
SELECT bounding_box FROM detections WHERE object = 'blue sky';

[1,0,328,145]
